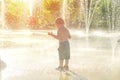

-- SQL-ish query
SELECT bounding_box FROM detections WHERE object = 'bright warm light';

[12,0,33,16]
[1,0,5,29]
[29,0,33,16]
[92,31,107,37]
[62,0,66,19]
[72,30,89,37]
[22,0,27,2]
[22,0,33,16]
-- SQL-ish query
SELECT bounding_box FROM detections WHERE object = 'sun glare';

[12,0,34,16]
[21,0,33,16]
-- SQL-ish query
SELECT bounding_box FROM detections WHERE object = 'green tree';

[66,0,80,28]
[5,0,28,29]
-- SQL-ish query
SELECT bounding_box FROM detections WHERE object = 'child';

[48,17,71,71]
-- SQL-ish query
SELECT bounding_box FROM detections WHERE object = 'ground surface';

[0,30,120,80]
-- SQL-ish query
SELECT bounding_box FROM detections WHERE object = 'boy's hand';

[48,32,53,36]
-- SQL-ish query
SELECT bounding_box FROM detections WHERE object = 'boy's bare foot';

[63,66,69,71]
[118,39,120,42]
[56,66,63,71]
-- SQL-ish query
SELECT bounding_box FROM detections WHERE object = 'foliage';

[0,0,120,30]
[37,0,61,29]
[5,0,28,29]
[91,0,110,30]
[66,0,80,28]
[43,0,60,13]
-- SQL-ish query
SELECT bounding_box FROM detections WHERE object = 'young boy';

[48,17,71,71]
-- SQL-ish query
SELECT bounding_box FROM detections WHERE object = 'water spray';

[1,0,5,29]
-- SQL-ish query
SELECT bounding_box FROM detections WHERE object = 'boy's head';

[55,18,64,28]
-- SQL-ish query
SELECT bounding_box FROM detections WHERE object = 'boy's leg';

[64,59,69,70]
[59,59,64,67]
[56,59,64,71]
[65,59,69,66]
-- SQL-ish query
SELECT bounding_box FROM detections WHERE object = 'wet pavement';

[0,30,120,80]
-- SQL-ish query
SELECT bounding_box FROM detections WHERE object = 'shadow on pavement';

[0,58,7,80]
[59,70,88,80]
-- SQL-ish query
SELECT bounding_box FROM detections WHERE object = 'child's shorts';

[58,41,70,60]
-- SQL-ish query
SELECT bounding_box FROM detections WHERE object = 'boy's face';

[55,18,64,29]
[55,23,61,28]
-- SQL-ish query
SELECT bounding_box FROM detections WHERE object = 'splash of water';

[62,0,67,20]
[1,0,5,29]
[22,0,33,16]
[79,0,101,49]
[80,0,101,34]
[29,0,33,16]
[109,33,120,60]
[105,0,111,31]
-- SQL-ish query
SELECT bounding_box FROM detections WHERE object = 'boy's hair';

[55,17,64,25]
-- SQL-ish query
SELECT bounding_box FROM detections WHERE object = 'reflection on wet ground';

[0,30,120,80]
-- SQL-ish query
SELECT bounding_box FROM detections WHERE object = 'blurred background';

[0,0,120,80]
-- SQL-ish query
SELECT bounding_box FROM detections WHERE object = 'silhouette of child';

[48,17,71,71]
[0,58,6,79]
[0,58,6,72]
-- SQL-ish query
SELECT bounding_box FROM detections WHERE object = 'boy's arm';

[68,30,71,39]
[51,33,59,39]
[69,34,71,39]
[48,32,59,40]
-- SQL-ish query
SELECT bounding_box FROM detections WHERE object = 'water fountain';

[29,0,33,16]
[62,0,67,20]
[80,0,101,34]
[109,33,120,60]
[107,0,120,60]
[1,0,5,29]
[0,0,120,80]
[79,0,101,49]
[79,0,120,60]
[21,0,33,16]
